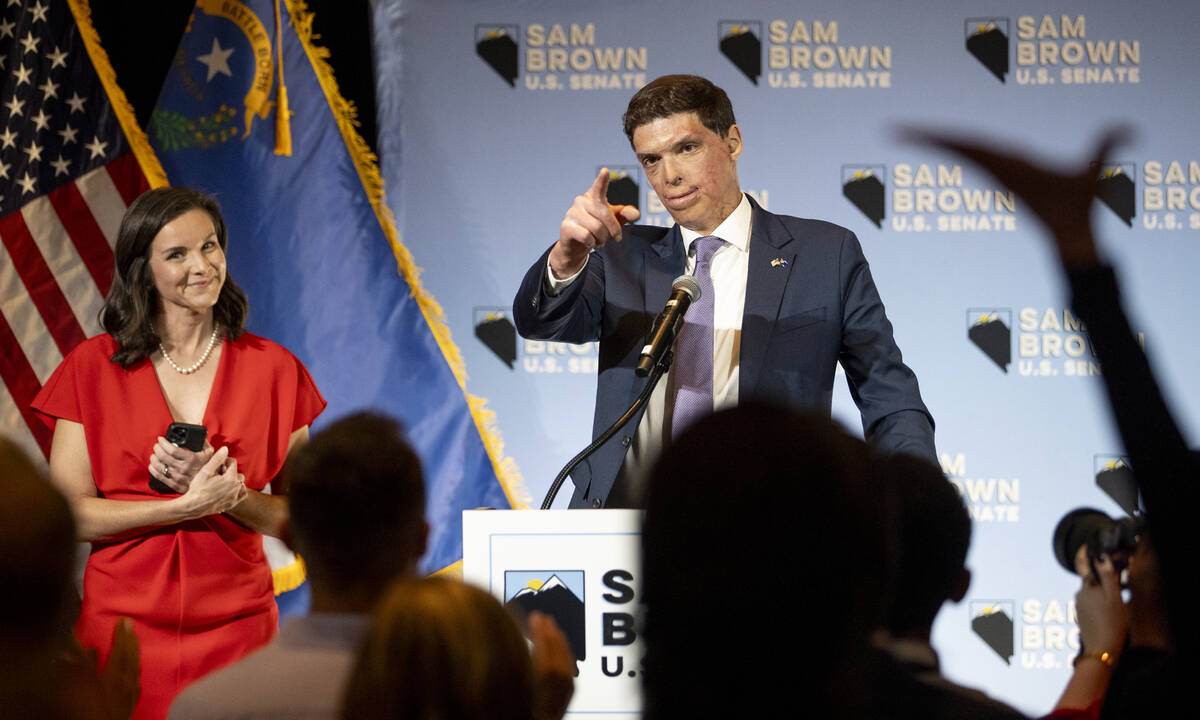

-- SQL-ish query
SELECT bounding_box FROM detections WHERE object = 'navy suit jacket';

[514,197,935,507]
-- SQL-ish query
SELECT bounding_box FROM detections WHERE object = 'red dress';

[31,332,326,720]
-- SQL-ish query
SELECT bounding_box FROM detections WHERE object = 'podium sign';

[463,509,643,719]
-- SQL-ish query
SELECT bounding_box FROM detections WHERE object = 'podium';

[463,510,644,719]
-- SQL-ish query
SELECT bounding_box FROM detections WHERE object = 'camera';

[1052,507,1143,581]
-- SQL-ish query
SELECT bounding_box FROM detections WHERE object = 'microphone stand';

[540,348,674,509]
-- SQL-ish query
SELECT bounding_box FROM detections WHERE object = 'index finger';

[588,168,611,203]
[1093,554,1122,594]
[1073,544,1092,578]
[156,437,186,461]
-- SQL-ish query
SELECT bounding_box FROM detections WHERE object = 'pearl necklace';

[159,328,220,375]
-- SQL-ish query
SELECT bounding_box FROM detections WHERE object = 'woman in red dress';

[32,187,326,720]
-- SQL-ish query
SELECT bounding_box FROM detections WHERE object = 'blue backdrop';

[374,0,1200,714]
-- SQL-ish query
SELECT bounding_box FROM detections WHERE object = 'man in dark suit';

[514,74,934,508]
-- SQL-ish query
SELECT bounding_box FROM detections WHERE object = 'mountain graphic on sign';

[507,574,586,662]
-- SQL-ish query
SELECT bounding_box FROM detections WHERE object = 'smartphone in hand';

[150,422,207,493]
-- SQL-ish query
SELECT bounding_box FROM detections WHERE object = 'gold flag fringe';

[67,0,169,189]
[67,0,304,595]
[432,560,464,580]
[273,0,292,155]
[285,0,530,514]
[271,554,306,593]
[69,0,530,584]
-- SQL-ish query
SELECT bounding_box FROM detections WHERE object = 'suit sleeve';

[513,244,607,343]
[836,231,936,462]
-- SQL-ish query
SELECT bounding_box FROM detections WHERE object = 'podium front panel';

[463,509,643,718]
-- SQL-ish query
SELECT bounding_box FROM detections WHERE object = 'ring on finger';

[163,465,172,479]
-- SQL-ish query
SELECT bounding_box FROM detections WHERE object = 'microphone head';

[671,275,701,303]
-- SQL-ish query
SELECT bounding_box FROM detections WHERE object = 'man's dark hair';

[622,74,736,145]
[881,453,972,635]
[285,412,426,593]
[100,186,249,367]
[641,402,896,719]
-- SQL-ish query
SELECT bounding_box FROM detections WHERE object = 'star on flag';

[84,137,107,160]
[196,37,234,81]
[0,0,148,465]
[65,91,86,113]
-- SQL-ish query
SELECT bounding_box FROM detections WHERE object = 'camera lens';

[1052,507,1112,574]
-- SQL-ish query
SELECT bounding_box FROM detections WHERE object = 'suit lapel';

[740,200,796,400]
[636,225,684,402]
[643,224,685,326]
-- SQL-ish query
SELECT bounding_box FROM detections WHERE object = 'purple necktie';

[671,235,724,440]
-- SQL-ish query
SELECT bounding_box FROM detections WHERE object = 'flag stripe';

[23,197,107,337]
[0,211,87,356]
[0,0,150,465]
[48,179,116,296]
[102,152,151,209]
[0,238,65,384]
[78,161,133,250]
[0,379,47,467]
[0,309,54,457]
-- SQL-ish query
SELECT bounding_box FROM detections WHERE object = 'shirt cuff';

[544,255,588,296]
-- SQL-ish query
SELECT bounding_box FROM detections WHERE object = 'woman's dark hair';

[100,187,248,367]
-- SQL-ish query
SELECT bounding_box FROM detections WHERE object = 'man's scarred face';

[632,112,743,236]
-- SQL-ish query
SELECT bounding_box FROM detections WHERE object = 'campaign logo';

[476,25,520,86]
[719,20,762,84]
[1021,598,1080,670]
[967,308,1012,373]
[1015,306,1103,378]
[1014,15,1141,87]
[1142,160,1200,231]
[942,453,1020,524]
[970,600,1015,665]
[842,165,886,228]
[764,19,892,89]
[1096,163,1136,226]
[601,166,640,211]
[890,162,1016,233]
[505,571,586,662]
[966,18,1009,82]
[1093,455,1139,516]
[479,23,648,91]
[474,307,517,369]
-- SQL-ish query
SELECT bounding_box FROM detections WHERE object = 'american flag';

[1,0,152,462]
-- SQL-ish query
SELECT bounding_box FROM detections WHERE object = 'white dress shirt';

[546,194,753,505]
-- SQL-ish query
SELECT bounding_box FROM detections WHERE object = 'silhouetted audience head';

[881,453,972,637]
[284,412,427,605]
[341,577,535,720]
[641,403,896,719]
[0,437,76,656]
[0,437,84,717]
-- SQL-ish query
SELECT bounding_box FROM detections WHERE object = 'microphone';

[636,275,701,377]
